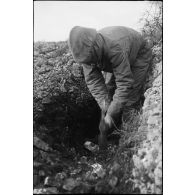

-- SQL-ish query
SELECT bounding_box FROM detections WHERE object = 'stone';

[33,187,58,194]
[63,178,78,191]
[108,176,118,188]
[44,176,53,186]
[109,162,120,174]
[33,188,46,194]
[33,136,52,152]
[55,172,67,180]
[85,171,97,181]
[84,141,99,152]
[45,187,58,194]
[91,163,106,178]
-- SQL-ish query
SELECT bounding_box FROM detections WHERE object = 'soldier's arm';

[107,46,135,120]
[82,64,110,110]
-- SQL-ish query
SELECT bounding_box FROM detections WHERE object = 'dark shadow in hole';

[34,94,101,153]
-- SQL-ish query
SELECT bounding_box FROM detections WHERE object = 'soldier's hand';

[104,114,113,128]
[99,116,109,134]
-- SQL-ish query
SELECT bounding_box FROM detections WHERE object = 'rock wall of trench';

[33,41,101,152]
[132,59,162,194]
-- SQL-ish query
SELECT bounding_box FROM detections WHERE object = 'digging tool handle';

[98,110,109,150]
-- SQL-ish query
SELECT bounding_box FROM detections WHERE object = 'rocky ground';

[132,61,162,194]
[33,41,162,194]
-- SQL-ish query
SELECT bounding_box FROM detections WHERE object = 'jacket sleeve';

[82,64,110,110]
[107,46,135,119]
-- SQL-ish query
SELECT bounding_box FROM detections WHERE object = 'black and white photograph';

[33,1,162,194]
[3,0,195,195]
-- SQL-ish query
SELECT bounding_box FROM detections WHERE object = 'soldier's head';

[68,26,97,64]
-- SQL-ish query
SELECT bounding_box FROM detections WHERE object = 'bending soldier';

[68,26,152,148]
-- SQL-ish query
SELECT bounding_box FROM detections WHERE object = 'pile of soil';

[33,41,101,152]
